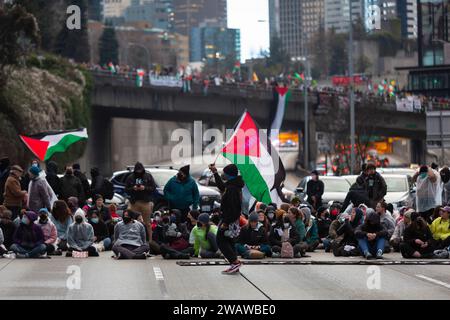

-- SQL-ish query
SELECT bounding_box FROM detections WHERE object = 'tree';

[328,30,348,76]
[0,4,39,86]
[310,25,329,79]
[98,24,119,65]
[268,36,290,67]
[356,54,372,74]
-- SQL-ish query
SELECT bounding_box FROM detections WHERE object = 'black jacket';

[306,179,324,200]
[89,220,109,242]
[125,163,156,203]
[237,224,268,246]
[214,172,244,224]
[74,170,90,200]
[90,174,105,199]
[317,217,332,239]
[403,223,434,251]
[358,172,387,202]
[269,223,300,247]
[355,212,388,241]
[46,161,61,196]
[59,174,84,204]
[0,219,16,249]
[341,183,371,211]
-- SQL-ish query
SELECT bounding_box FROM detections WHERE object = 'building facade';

[189,23,240,65]
[103,0,132,19]
[397,0,418,39]
[124,0,174,31]
[173,0,227,36]
[324,0,363,33]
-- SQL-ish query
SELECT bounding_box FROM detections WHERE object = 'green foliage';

[99,25,119,65]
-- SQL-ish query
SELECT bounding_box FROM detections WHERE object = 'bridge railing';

[90,70,443,113]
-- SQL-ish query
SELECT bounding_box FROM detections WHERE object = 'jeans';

[322,238,331,252]
[217,226,238,263]
[357,237,385,256]
[112,243,149,259]
[102,237,112,250]
[10,243,47,258]
[236,243,272,258]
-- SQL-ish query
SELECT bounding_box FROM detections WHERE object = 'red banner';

[332,75,365,86]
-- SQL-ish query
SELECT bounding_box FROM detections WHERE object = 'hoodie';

[124,162,156,203]
[237,222,268,246]
[13,211,44,248]
[113,220,147,247]
[355,209,388,241]
[67,211,95,250]
[213,173,245,224]
[35,213,57,245]
[164,175,200,210]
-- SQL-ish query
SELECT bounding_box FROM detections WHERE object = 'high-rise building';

[190,22,240,64]
[88,0,104,21]
[269,0,325,57]
[324,0,363,33]
[124,0,174,31]
[103,0,132,19]
[397,0,418,39]
[173,0,227,36]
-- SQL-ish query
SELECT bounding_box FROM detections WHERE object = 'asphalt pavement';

[0,252,449,300]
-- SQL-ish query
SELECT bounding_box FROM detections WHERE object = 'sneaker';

[272,252,281,258]
[364,252,373,260]
[2,252,16,259]
[221,262,242,275]
[376,249,383,259]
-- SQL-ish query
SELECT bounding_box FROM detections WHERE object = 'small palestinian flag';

[221,112,286,205]
[136,69,145,87]
[20,128,88,161]
[232,61,241,74]
[294,72,305,82]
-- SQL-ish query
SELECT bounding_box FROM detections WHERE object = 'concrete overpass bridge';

[89,71,426,173]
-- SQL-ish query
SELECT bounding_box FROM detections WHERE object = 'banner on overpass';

[149,75,182,88]
[396,96,422,113]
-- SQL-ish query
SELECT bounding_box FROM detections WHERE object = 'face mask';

[283,223,290,229]
[268,213,274,220]
[420,173,427,179]
[177,173,185,181]
[21,216,29,225]
[154,216,161,222]
[39,215,47,224]
[91,218,99,224]
[32,163,39,168]
[170,215,177,224]
[123,216,132,224]
[75,216,83,224]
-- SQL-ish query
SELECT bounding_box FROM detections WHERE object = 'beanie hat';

[25,211,38,222]
[38,208,49,215]
[179,165,190,176]
[198,213,210,225]
[29,165,41,176]
[248,212,259,223]
[223,164,238,177]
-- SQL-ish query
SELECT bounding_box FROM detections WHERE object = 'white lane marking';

[153,267,164,281]
[416,274,450,290]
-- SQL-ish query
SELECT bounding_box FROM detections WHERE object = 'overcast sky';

[227,0,270,62]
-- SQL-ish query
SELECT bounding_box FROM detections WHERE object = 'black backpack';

[102,178,114,200]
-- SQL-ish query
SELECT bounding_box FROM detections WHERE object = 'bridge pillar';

[411,139,426,165]
[88,109,112,176]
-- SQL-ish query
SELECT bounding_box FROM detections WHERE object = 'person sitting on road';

[87,210,112,252]
[400,211,435,259]
[50,200,73,253]
[265,205,276,225]
[429,206,450,250]
[0,209,16,252]
[302,207,319,252]
[390,208,412,252]
[280,203,291,213]
[286,207,306,246]
[66,211,98,257]
[11,211,47,258]
[152,212,191,259]
[88,194,112,224]
[376,200,396,252]
[236,212,271,259]
[36,208,58,255]
[355,208,388,259]
[191,213,219,258]
[113,209,149,260]
[269,210,306,258]
[187,209,200,233]
[329,208,364,257]
[258,210,271,238]
[316,206,332,248]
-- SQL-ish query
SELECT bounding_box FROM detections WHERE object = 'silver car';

[295,176,351,204]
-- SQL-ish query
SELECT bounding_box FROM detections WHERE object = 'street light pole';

[349,0,356,174]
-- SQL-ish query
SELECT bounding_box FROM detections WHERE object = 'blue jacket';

[164,176,200,210]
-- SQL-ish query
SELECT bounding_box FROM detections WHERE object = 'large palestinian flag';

[20,128,88,161]
[270,86,290,143]
[222,112,286,205]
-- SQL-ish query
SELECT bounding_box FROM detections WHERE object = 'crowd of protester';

[1,155,450,274]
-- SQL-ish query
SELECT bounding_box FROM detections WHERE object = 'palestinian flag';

[136,69,145,87]
[221,112,286,205]
[232,61,241,74]
[270,86,291,143]
[20,128,88,161]
[294,72,305,82]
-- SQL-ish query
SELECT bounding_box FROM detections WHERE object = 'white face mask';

[283,223,290,229]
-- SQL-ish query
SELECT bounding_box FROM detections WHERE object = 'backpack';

[102,179,114,200]
[281,242,294,258]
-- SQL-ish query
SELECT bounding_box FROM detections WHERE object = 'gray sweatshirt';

[114,221,146,247]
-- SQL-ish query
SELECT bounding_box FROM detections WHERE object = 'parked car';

[343,173,415,210]
[198,167,295,202]
[295,176,351,204]
[111,167,221,213]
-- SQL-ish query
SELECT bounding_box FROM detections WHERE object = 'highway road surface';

[0,252,449,300]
